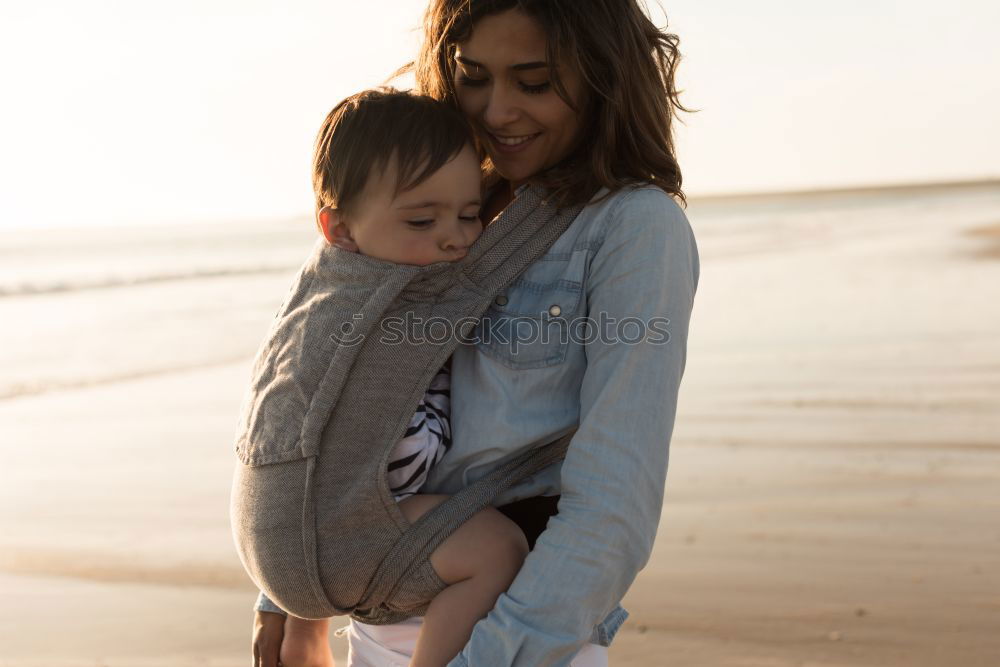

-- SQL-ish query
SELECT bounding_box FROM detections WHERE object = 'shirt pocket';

[474,248,589,370]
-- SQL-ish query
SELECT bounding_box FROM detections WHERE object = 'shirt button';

[495,295,508,306]
[548,304,562,317]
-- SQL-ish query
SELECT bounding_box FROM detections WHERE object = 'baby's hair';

[312,87,475,227]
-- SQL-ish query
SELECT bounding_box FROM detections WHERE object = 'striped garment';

[386,359,451,500]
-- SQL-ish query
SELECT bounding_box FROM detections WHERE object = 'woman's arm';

[251,591,287,667]
[252,609,285,667]
[448,187,700,667]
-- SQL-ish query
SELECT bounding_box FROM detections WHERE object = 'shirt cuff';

[254,590,288,616]
[589,605,629,646]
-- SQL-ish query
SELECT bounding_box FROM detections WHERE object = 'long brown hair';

[410,0,688,207]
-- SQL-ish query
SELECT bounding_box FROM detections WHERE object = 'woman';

[253,0,699,664]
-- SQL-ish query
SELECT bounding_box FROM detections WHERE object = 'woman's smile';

[487,131,542,154]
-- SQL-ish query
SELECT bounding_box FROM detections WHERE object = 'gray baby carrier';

[230,185,583,623]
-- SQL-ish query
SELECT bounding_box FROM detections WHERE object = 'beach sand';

[1,182,998,665]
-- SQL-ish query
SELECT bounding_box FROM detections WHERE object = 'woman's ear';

[318,206,359,252]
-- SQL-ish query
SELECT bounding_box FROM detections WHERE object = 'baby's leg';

[279,615,335,667]
[398,494,529,667]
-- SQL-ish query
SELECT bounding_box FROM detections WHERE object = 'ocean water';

[1,180,998,404]
[0,218,316,401]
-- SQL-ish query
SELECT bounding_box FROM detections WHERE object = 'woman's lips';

[487,131,541,155]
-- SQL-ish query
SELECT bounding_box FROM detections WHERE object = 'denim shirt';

[255,182,700,665]
[420,182,700,666]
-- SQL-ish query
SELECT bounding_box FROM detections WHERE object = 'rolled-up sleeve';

[254,589,287,615]
[448,187,700,666]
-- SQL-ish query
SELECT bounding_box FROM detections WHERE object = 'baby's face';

[334,145,483,266]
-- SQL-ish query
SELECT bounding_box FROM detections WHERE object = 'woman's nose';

[483,82,519,129]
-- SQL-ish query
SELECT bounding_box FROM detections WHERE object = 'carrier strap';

[351,427,576,621]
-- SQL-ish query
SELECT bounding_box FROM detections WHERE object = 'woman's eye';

[457,75,489,87]
[520,81,550,95]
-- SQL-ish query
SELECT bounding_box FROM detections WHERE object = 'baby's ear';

[318,206,359,252]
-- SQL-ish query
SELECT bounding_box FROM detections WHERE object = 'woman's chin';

[490,159,538,186]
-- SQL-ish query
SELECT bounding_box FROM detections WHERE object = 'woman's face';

[453,9,584,187]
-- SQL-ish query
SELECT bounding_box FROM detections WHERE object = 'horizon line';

[2,176,998,233]
[687,176,1000,203]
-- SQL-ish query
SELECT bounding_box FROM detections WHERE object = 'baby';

[254,89,530,667]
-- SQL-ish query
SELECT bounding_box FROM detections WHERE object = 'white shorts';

[340,617,609,667]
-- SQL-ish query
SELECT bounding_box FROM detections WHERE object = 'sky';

[0,0,998,229]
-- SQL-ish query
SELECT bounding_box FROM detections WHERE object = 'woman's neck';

[483,180,515,224]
